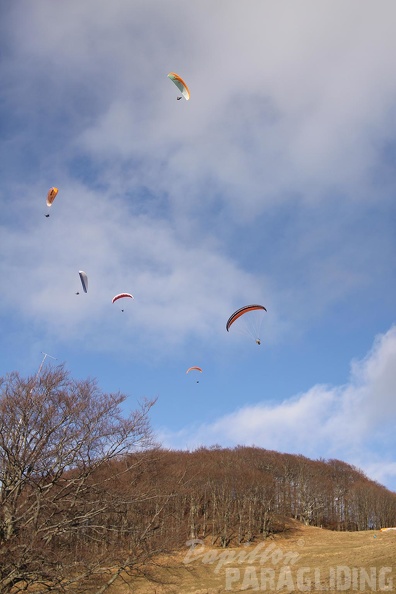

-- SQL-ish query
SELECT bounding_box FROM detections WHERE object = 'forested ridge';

[107,445,396,548]
[36,446,396,588]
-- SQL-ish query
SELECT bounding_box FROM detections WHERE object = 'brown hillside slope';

[102,521,396,593]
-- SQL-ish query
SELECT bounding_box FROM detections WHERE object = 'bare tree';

[0,365,156,593]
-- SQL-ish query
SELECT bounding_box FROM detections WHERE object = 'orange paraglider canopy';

[226,305,267,331]
[46,187,58,207]
[186,366,202,374]
[167,72,190,100]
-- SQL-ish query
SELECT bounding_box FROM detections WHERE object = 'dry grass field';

[102,521,395,593]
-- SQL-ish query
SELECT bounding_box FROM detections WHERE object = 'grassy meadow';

[96,521,395,593]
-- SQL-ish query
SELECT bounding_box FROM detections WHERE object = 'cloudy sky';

[1,1,395,490]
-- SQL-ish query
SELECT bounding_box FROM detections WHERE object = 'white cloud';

[0,179,273,353]
[159,326,396,490]
[7,0,395,214]
[1,1,395,356]
[6,6,396,180]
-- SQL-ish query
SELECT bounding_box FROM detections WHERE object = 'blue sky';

[1,1,395,490]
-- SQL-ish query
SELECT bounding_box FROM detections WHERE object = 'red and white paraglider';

[112,293,134,312]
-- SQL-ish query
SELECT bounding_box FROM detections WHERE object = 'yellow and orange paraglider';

[167,72,190,100]
[45,187,58,217]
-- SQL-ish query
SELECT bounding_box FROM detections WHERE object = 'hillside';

[108,521,396,593]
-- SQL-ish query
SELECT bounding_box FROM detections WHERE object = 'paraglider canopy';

[112,293,134,312]
[78,271,88,293]
[46,187,58,207]
[186,366,202,383]
[167,72,190,100]
[186,366,203,374]
[226,304,267,345]
[112,293,134,304]
[226,305,267,331]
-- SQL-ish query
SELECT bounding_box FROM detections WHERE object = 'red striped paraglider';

[112,293,134,312]
[226,304,267,345]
